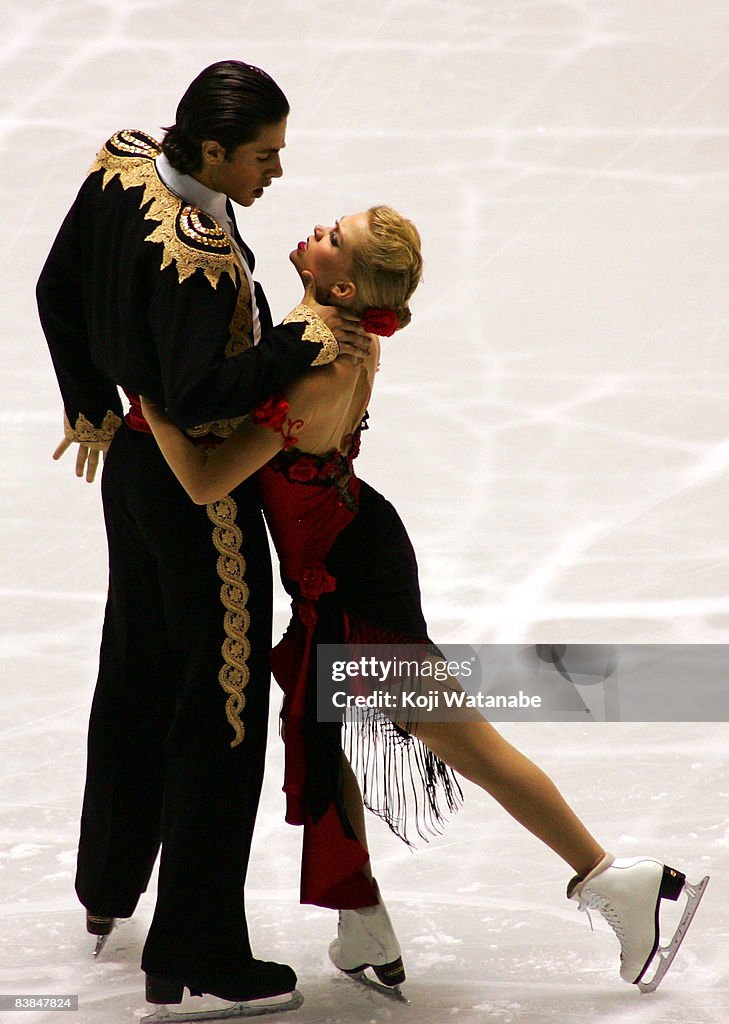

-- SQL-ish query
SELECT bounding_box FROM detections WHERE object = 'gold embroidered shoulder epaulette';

[87,129,239,288]
[283,305,339,366]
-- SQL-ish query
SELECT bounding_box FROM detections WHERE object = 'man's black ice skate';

[86,912,115,957]
[141,960,302,1023]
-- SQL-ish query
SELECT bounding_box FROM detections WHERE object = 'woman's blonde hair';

[350,206,423,330]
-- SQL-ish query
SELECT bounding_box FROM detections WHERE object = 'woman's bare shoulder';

[284,337,379,420]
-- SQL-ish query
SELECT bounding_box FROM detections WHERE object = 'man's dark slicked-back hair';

[162,60,289,174]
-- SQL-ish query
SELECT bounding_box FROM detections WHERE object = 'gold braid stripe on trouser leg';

[206,497,251,747]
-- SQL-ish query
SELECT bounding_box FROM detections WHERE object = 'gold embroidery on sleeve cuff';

[207,496,251,748]
[186,416,247,440]
[283,305,339,366]
[64,410,122,444]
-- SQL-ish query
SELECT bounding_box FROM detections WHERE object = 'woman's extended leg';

[340,676,602,877]
[409,714,708,989]
[411,717,604,876]
[338,694,706,991]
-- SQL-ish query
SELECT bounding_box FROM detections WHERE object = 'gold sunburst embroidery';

[90,130,256,440]
[88,129,240,289]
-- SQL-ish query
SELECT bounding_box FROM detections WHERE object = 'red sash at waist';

[122,390,224,448]
[123,390,153,434]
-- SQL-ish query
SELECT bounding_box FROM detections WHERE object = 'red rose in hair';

[299,562,337,600]
[252,395,289,430]
[288,456,319,482]
[361,307,399,337]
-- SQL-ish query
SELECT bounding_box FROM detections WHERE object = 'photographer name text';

[332,690,542,712]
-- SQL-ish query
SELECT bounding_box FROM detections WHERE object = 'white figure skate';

[328,881,408,1002]
[568,853,709,992]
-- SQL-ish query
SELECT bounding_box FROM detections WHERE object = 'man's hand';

[301,271,371,361]
[53,436,109,483]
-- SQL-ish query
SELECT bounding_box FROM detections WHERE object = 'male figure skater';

[37,59,367,1015]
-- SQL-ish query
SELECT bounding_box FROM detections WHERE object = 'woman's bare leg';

[412,717,604,877]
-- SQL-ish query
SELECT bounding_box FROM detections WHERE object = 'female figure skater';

[140,206,707,998]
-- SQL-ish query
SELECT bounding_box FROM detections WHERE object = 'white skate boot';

[328,881,407,1001]
[568,853,709,992]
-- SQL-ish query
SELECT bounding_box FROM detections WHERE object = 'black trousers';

[75,425,274,981]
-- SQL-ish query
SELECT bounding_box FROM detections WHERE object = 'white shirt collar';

[154,151,262,346]
[155,152,231,229]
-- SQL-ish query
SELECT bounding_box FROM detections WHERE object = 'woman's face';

[290,211,370,304]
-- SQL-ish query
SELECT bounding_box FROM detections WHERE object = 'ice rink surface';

[2,1,728,1021]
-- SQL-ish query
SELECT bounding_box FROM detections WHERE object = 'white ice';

[1,1,728,1022]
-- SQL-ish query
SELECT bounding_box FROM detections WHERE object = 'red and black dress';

[258,414,463,911]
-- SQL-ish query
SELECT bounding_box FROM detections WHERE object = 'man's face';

[199,118,287,206]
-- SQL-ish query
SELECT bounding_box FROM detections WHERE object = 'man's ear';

[329,280,357,304]
[200,140,226,166]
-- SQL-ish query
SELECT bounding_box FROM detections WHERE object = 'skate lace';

[578,892,627,958]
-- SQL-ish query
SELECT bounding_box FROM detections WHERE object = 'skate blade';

[346,969,410,1005]
[88,915,118,958]
[637,874,710,994]
[140,989,303,1023]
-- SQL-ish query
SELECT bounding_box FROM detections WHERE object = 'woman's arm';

[141,397,288,504]
[141,368,338,504]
